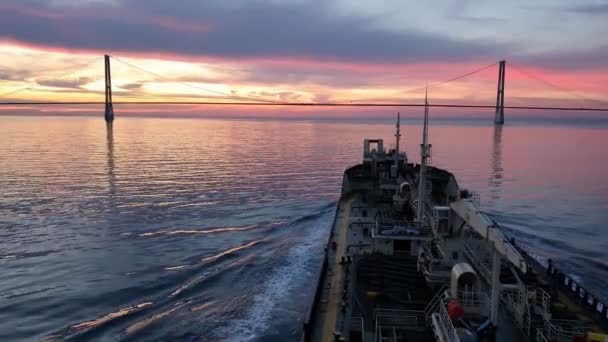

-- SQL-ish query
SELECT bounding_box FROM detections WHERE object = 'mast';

[394,112,401,175]
[417,88,430,221]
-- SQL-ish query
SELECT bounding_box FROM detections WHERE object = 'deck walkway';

[317,194,356,342]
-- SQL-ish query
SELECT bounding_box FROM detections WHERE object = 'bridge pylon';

[104,55,114,122]
[494,60,506,125]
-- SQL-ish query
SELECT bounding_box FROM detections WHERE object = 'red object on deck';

[448,300,464,321]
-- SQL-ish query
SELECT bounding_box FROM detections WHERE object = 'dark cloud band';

[0,0,504,64]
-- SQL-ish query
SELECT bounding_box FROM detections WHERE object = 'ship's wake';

[42,204,336,341]
[218,206,333,341]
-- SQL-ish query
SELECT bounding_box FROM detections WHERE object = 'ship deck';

[310,191,531,342]
[311,193,357,342]
[306,159,608,342]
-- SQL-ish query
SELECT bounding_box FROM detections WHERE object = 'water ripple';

[1,116,607,340]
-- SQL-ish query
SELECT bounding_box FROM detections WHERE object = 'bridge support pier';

[494,60,505,125]
[104,55,114,122]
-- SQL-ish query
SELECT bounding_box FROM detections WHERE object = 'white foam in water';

[570,273,583,284]
[524,247,549,269]
[220,211,332,341]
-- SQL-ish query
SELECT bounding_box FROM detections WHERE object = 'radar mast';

[417,88,431,221]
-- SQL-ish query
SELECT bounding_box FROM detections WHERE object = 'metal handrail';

[421,262,451,283]
[436,299,460,342]
[471,192,481,207]
[424,285,448,320]
[457,290,483,308]
[501,287,532,335]
[374,308,425,342]
[544,318,588,339]
[528,286,551,315]
[377,314,421,327]
[373,287,456,341]
[463,241,492,283]
[502,288,525,314]
[536,328,550,342]
[423,241,444,260]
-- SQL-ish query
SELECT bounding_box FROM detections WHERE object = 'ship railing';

[471,192,481,207]
[524,305,532,336]
[374,308,427,341]
[420,261,451,284]
[424,285,448,322]
[536,328,550,342]
[431,299,460,342]
[543,318,588,340]
[527,286,551,316]
[463,240,492,284]
[457,290,483,308]
[375,308,426,329]
[351,315,365,341]
[501,288,526,314]
[423,241,444,261]
[550,319,588,331]
[501,287,532,336]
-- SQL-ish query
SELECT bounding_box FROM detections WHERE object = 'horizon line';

[1,101,608,112]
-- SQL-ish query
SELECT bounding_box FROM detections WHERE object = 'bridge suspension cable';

[349,61,499,103]
[509,63,607,104]
[109,56,285,104]
[409,62,499,93]
[0,56,101,99]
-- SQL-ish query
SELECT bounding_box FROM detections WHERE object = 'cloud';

[119,82,144,91]
[0,68,34,81]
[515,45,608,70]
[450,15,506,24]
[567,3,608,14]
[36,76,92,89]
[249,90,304,102]
[0,0,506,65]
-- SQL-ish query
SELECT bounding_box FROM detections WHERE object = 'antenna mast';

[417,88,431,221]
[394,112,401,175]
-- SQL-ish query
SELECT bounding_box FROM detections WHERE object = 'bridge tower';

[104,55,114,122]
[494,60,506,125]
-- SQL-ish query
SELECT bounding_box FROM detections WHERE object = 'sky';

[0,0,607,118]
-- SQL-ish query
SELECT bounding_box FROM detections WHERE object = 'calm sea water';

[1,116,607,341]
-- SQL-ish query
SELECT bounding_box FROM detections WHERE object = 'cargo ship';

[301,94,608,342]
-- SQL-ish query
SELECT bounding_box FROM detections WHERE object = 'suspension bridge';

[1,55,607,125]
